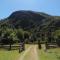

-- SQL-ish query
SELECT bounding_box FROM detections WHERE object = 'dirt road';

[19,45,38,60]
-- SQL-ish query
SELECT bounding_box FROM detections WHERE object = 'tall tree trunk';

[38,39,41,49]
[9,44,11,50]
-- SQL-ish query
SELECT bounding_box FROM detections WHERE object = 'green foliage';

[54,30,60,39]
[16,29,24,40]
[0,10,60,44]
[24,31,30,39]
[1,29,16,44]
[55,35,60,46]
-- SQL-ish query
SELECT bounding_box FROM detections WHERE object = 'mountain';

[0,10,60,32]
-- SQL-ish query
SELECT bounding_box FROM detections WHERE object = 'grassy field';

[0,44,60,60]
[38,48,60,60]
[0,50,20,60]
[0,44,30,60]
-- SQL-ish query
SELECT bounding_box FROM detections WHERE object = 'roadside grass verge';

[38,48,60,60]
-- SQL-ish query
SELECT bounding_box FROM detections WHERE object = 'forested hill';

[0,10,60,31]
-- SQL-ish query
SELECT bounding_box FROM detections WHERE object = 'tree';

[16,29,25,53]
[0,29,3,43]
[56,36,60,46]
[1,29,16,50]
[16,29,24,42]
[24,31,30,43]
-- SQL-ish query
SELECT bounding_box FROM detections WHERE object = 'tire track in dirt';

[18,46,33,60]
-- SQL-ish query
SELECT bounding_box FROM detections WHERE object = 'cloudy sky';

[0,0,60,19]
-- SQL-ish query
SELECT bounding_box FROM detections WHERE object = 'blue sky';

[0,0,60,19]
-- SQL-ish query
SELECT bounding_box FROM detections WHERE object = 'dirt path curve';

[18,45,38,60]
[18,45,33,60]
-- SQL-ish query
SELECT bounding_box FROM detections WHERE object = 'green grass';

[0,44,30,60]
[38,48,60,60]
[1,44,60,60]
[0,50,20,60]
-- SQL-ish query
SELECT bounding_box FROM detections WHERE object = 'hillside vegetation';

[0,10,60,45]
